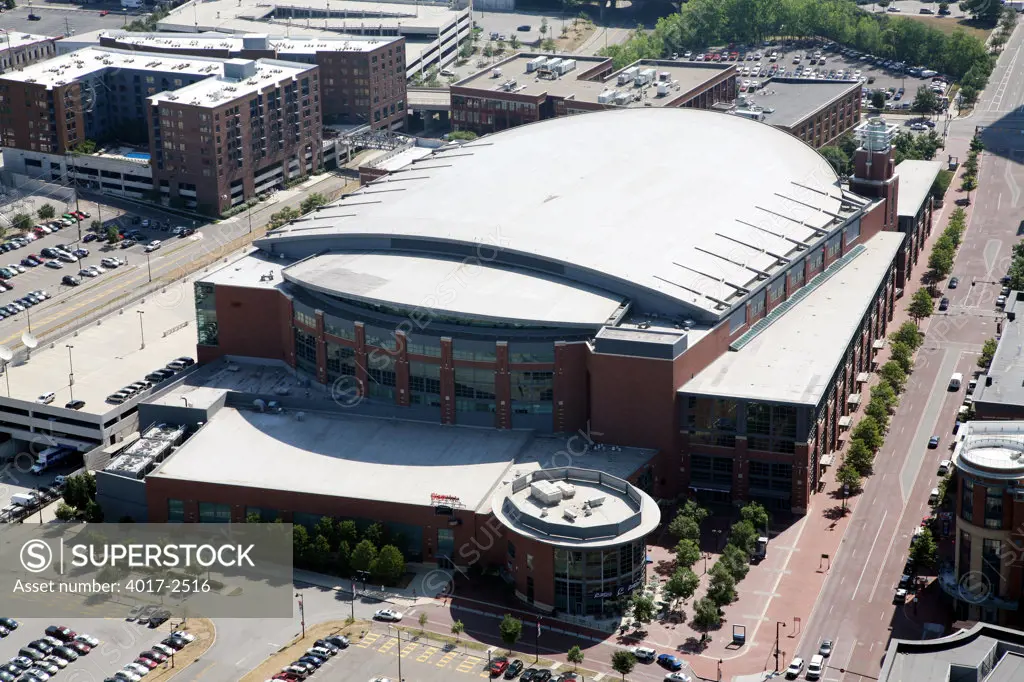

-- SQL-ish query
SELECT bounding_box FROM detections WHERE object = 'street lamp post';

[775,621,787,672]
[145,251,152,283]
[296,593,305,639]
[66,344,75,401]
[137,310,145,350]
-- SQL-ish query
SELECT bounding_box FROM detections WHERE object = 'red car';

[99,9,109,15]
[134,658,158,670]
[712,53,722,62]
[139,651,167,664]
[69,641,91,655]
[488,658,509,676]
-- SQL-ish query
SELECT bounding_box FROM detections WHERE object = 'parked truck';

[10,492,38,507]
[30,446,73,475]
[753,536,769,562]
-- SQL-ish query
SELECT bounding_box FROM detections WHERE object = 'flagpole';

[535,620,540,663]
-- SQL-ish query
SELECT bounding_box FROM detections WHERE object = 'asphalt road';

[0,171,355,356]
[791,20,1024,682]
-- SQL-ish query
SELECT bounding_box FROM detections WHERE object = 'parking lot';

[0,5,127,38]
[0,616,174,682]
[863,0,968,19]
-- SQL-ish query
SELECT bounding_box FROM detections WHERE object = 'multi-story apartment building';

[0,47,323,215]
[148,59,322,214]
[95,32,406,130]
[0,32,59,73]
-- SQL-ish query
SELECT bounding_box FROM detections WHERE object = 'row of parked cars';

[105,356,195,405]
[0,619,101,682]
[102,629,196,682]
[267,635,348,682]
[486,658,583,681]
[0,289,50,321]
[0,478,66,523]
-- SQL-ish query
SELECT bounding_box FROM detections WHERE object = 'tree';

[961,173,978,199]
[836,463,862,494]
[708,561,737,606]
[880,360,908,394]
[720,543,750,582]
[675,539,701,569]
[335,540,351,575]
[299,193,328,214]
[680,499,709,525]
[740,502,769,534]
[542,38,557,52]
[315,517,338,549]
[106,225,120,244]
[293,525,310,566]
[871,381,898,412]
[852,415,884,452]
[448,130,478,141]
[845,438,875,475]
[338,520,358,546]
[928,246,955,279]
[871,90,886,110]
[246,511,262,524]
[980,337,998,369]
[908,289,935,326]
[498,614,522,652]
[611,650,636,680]
[939,1,950,12]
[820,146,850,175]
[84,500,104,523]
[663,567,700,608]
[865,398,890,429]
[351,539,378,573]
[483,43,494,58]
[364,522,384,548]
[910,527,938,567]
[960,0,1002,25]
[668,514,701,544]
[629,592,656,627]
[451,620,464,643]
[891,321,923,351]
[567,645,584,670]
[692,597,721,631]
[912,86,940,115]
[370,545,405,585]
[509,35,520,50]
[37,204,55,221]
[311,534,332,571]
[418,611,429,633]
[54,503,77,521]
[540,17,549,36]
[889,341,915,375]
[11,213,32,232]
[728,520,759,556]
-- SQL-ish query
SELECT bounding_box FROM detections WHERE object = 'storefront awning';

[847,393,861,405]
[856,372,870,383]
[820,453,837,467]
[872,339,886,350]
[838,415,852,428]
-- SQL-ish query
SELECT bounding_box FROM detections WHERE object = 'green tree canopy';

[728,520,759,556]
[910,527,938,567]
[740,502,769,532]
[720,543,751,582]
[499,614,523,651]
[675,539,701,569]
[668,514,701,544]
[663,567,701,607]
[845,438,875,475]
[980,338,998,369]
[912,85,940,114]
[567,646,584,670]
[611,650,637,680]
[890,321,923,350]
[37,204,55,220]
[852,415,884,451]
[889,341,914,375]
[837,463,863,494]
[692,597,721,631]
[630,592,657,625]
[371,545,406,585]
[880,360,908,393]
[871,380,898,410]
[351,539,378,573]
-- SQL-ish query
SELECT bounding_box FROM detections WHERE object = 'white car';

[124,662,150,676]
[630,646,656,662]
[24,670,50,682]
[144,240,162,252]
[79,268,99,277]
[665,674,692,682]
[74,633,100,647]
[43,655,69,668]
[7,264,24,273]
[114,670,142,682]
[44,260,63,269]
[170,631,195,643]
[785,657,805,679]
[938,459,951,475]
[806,654,824,680]
[374,609,403,621]
[151,644,175,657]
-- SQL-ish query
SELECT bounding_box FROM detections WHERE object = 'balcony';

[938,567,1019,611]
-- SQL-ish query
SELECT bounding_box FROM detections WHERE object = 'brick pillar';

[495,341,512,429]
[395,330,410,407]
[284,299,297,369]
[792,446,810,515]
[354,322,368,400]
[440,337,455,425]
[314,310,327,385]
[733,437,749,503]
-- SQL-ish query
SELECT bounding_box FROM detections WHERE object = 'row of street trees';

[927,207,969,282]
[289,516,407,585]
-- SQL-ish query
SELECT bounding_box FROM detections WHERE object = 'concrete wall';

[96,471,149,522]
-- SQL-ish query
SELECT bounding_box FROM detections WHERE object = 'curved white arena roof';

[259,108,848,320]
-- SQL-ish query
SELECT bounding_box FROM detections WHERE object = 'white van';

[807,655,825,680]
[949,373,963,391]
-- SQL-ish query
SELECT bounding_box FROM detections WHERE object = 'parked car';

[657,654,683,671]
[939,297,949,311]
[61,276,81,287]
[784,657,805,679]
[373,609,403,621]
[504,660,525,679]
[928,435,940,448]
[144,240,161,252]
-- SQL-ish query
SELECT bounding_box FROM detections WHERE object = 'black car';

[28,13,40,19]
[517,24,531,31]
[65,400,85,410]
[521,670,539,682]
[504,659,525,679]
[533,671,553,682]
[0,618,18,630]
[54,646,79,662]
[161,637,188,650]
[27,641,53,655]
[939,297,949,311]
[148,610,170,628]
[949,276,959,289]
[313,639,339,653]
[323,635,349,649]
[61,275,80,287]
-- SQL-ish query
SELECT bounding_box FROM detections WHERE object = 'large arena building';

[96,109,939,613]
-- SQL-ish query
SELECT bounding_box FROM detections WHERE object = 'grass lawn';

[902,14,993,41]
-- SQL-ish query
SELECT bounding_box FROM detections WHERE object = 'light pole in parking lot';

[66,344,75,401]
[296,592,306,639]
[145,251,153,283]
[137,310,145,350]
[775,621,786,672]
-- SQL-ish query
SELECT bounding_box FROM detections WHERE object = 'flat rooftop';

[2,274,198,415]
[744,78,861,128]
[952,421,1024,481]
[492,467,661,548]
[149,400,656,512]
[257,108,851,321]
[456,54,733,108]
[0,32,56,51]
[160,0,464,34]
[97,31,399,55]
[148,58,315,108]
[680,231,904,406]
[0,46,230,88]
[200,249,290,290]
[895,159,942,218]
[973,291,1024,410]
[879,622,1024,682]
[283,251,626,328]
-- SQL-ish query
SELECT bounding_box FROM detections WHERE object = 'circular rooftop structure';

[261,108,848,326]
[956,436,1024,480]
[491,467,660,548]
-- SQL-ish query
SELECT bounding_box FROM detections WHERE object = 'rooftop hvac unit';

[614,91,631,105]
[587,495,606,508]
[635,68,657,86]
[659,71,671,81]
[554,481,576,498]
[530,480,562,505]
[554,59,576,75]
[657,82,670,97]
[597,89,617,104]
[491,67,502,78]
[583,507,593,516]
[617,66,639,85]
[526,56,547,73]
[563,507,578,522]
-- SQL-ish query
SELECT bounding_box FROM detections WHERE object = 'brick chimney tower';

[848,117,900,234]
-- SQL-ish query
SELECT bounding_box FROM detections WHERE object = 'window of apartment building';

[454,367,495,413]
[453,344,497,362]
[325,342,357,382]
[768,277,785,305]
[407,335,442,357]
[826,233,842,259]
[294,306,316,329]
[788,261,805,291]
[689,398,738,447]
[324,314,355,341]
[808,247,824,273]
[845,221,861,246]
[198,502,231,523]
[294,328,318,374]
[509,342,554,364]
[195,282,218,346]
[748,460,792,493]
[511,371,554,414]
[748,290,766,320]
[961,478,974,522]
[984,487,1003,529]
[689,454,733,487]
[981,538,1002,594]
[958,530,972,580]
[366,351,397,401]
[365,325,398,351]
[167,499,184,522]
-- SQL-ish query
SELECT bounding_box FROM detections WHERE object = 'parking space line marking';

[457,656,482,673]
[437,651,458,667]
[356,633,380,648]
[377,638,397,654]
[417,646,438,662]
[401,642,419,658]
